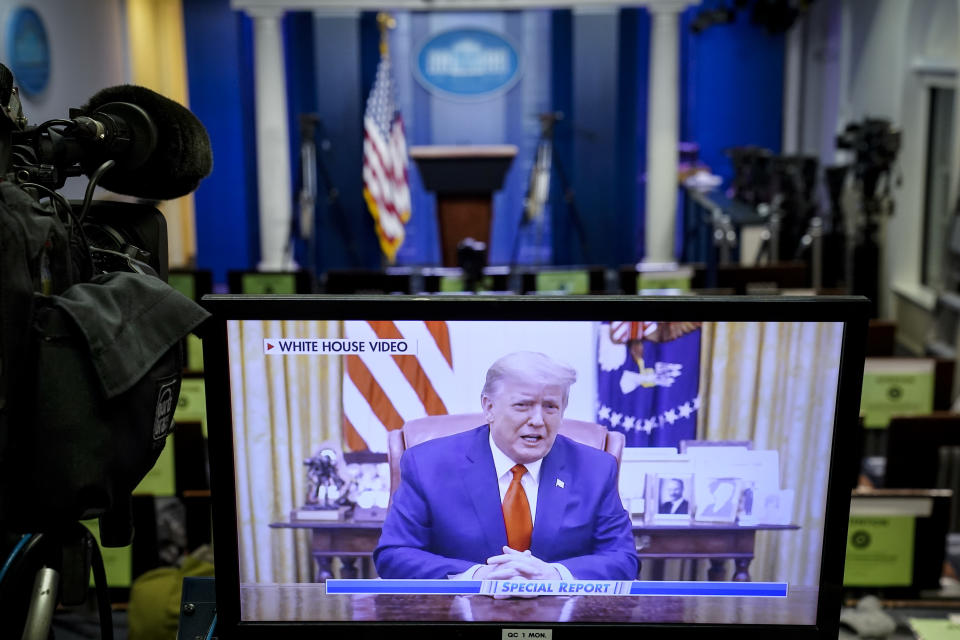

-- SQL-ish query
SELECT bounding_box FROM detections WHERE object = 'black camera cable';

[78,159,115,222]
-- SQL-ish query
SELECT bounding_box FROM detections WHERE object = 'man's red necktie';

[502,464,532,551]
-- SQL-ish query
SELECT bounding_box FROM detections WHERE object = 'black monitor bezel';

[200,294,869,639]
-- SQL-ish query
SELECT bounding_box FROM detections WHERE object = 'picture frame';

[648,473,693,524]
[694,476,742,523]
[619,447,686,521]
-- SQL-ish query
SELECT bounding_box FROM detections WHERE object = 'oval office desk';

[269,520,801,582]
[240,583,819,625]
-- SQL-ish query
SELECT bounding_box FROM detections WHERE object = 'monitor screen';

[201,295,867,638]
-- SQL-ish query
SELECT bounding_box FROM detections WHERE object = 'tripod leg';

[20,566,58,640]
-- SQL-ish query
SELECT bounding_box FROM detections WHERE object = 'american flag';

[363,42,411,263]
[342,321,455,452]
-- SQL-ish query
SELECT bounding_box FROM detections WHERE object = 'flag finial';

[377,12,396,57]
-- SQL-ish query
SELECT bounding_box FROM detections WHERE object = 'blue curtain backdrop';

[680,5,784,187]
[183,0,259,285]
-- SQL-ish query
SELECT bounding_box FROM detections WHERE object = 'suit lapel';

[530,437,569,554]
[461,425,507,553]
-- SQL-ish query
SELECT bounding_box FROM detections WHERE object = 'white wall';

[796,0,960,323]
[0,1,128,199]
[889,0,959,321]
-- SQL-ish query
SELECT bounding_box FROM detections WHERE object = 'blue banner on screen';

[326,580,788,597]
[596,322,701,447]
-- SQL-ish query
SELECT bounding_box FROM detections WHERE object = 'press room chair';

[387,413,625,498]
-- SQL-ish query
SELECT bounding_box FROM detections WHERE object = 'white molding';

[892,280,938,312]
[911,56,959,76]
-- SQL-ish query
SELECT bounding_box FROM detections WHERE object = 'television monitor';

[201,295,868,638]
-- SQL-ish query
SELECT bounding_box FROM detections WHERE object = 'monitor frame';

[200,294,869,639]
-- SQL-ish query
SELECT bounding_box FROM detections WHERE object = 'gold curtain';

[125,0,197,267]
[697,321,845,586]
[228,320,343,583]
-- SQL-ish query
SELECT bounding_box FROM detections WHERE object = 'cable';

[0,534,34,587]
[205,612,217,640]
[17,181,74,221]
[78,159,115,221]
[83,523,114,640]
[36,118,75,130]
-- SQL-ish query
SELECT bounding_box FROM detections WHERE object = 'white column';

[248,8,295,270]
[644,0,694,263]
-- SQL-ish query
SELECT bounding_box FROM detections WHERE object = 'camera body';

[836,118,901,199]
[0,67,207,542]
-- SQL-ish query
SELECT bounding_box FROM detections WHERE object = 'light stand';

[510,113,588,267]
[298,114,360,270]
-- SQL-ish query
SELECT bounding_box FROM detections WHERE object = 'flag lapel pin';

[556,478,565,489]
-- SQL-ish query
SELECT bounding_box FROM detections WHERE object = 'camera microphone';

[73,84,213,200]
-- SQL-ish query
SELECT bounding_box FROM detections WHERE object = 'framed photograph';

[619,447,686,521]
[649,473,693,523]
[694,476,742,523]
[737,480,757,525]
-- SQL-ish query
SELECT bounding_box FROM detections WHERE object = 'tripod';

[294,114,361,271]
[1,523,113,639]
[509,112,589,267]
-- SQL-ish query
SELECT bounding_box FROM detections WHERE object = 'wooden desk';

[270,520,800,583]
[239,583,820,625]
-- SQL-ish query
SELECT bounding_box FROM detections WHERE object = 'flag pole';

[376,11,396,271]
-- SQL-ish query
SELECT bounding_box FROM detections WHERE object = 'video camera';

[836,117,901,200]
[0,62,213,636]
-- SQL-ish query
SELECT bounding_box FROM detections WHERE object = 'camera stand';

[2,523,113,640]
[510,113,588,267]
[297,114,360,270]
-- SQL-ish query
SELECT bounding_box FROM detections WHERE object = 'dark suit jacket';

[659,499,689,514]
[374,425,638,580]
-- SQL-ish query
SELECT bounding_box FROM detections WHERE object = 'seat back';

[387,413,625,497]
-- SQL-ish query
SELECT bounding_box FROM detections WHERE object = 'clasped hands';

[474,546,561,581]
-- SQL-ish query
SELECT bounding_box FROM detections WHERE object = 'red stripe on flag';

[343,416,368,452]
[367,321,449,416]
[425,321,452,368]
[346,355,405,431]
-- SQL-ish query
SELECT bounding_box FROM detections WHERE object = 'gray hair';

[481,351,577,405]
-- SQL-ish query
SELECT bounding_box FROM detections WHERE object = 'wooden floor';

[239,583,819,625]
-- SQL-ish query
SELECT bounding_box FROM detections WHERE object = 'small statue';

[304,448,347,510]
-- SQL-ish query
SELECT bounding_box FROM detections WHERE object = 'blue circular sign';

[7,8,50,97]
[414,28,521,99]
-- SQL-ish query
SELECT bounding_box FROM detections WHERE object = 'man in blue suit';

[374,351,638,581]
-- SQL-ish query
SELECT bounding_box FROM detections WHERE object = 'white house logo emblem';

[415,28,521,98]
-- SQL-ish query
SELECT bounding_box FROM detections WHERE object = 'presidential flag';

[342,321,454,452]
[596,322,702,448]
[362,35,411,263]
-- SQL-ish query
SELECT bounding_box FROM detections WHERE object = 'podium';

[410,145,517,267]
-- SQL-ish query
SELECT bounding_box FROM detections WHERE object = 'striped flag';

[362,37,411,263]
[342,321,455,452]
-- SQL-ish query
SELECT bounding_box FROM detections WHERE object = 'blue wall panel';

[183,0,258,285]
[312,13,380,270]
[283,11,318,270]
[572,9,623,266]
[680,7,785,187]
